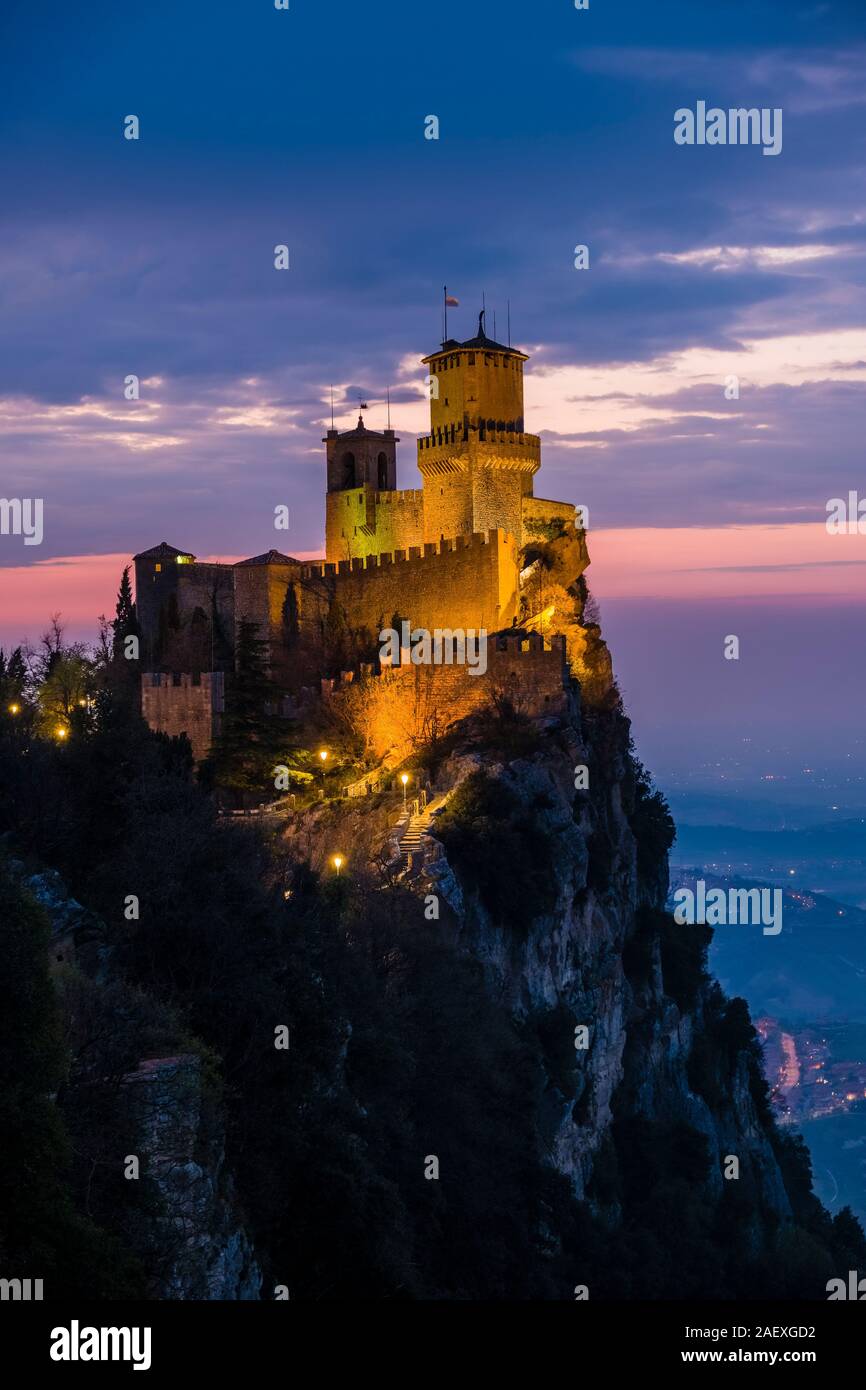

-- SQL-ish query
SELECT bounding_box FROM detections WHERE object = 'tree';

[112,565,140,662]
[281,582,300,650]
[208,620,298,796]
[0,857,140,1296]
[0,647,29,730]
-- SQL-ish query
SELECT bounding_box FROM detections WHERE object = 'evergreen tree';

[208,620,295,796]
[0,646,27,723]
[281,582,300,650]
[323,597,348,676]
[112,565,140,662]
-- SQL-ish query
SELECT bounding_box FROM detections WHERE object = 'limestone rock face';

[426,691,793,1227]
[125,1055,262,1300]
[16,862,262,1301]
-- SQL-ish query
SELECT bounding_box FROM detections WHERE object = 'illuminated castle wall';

[324,322,569,565]
[134,321,589,756]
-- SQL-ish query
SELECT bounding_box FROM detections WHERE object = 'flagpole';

[443,284,448,342]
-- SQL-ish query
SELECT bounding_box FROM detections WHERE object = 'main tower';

[418,311,541,546]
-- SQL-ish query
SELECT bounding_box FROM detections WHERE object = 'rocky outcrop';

[125,1055,261,1300]
[14,862,261,1301]
[421,658,794,1233]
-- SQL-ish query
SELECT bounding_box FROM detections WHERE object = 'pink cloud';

[588,522,866,599]
[0,548,325,649]
[2,524,860,653]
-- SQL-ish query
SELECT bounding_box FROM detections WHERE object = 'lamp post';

[331,853,344,876]
[319,748,329,794]
[400,772,409,808]
[8,702,20,716]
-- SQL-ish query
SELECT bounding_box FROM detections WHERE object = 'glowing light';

[8,702,20,715]
[56,726,68,740]
[400,773,409,785]
[331,854,344,875]
[319,749,329,762]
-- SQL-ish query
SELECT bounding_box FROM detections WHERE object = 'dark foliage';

[1,679,864,1300]
[433,770,558,935]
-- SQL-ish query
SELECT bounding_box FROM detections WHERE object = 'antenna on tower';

[330,384,334,429]
[386,385,391,429]
[493,310,497,342]
[507,299,511,347]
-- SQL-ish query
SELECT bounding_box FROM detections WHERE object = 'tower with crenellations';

[135,310,593,757]
[323,312,565,566]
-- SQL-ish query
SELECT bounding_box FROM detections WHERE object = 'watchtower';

[418,312,541,544]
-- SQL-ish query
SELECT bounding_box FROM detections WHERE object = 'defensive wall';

[141,671,225,764]
[299,528,520,637]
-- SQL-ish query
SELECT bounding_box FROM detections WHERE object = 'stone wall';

[326,485,424,563]
[327,633,569,760]
[141,671,225,763]
[522,495,578,541]
[135,559,235,672]
[300,529,520,640]
[392,631,569,722]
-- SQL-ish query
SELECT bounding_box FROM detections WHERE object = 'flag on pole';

[445,294,459,306]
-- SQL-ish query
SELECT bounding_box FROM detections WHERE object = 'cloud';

[615,243,856,272]
[568,44,866,113]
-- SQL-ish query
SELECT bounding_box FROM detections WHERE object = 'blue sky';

[1,0,864,773]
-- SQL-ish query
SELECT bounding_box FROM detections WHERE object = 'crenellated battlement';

[374,488,424,505]
[135,323,588,761]
[143,671,224,690]
[302,527,515,581]
[418,427,539,452]
[141,671,225,763]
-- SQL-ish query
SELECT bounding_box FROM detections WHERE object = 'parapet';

[300,527,516,580]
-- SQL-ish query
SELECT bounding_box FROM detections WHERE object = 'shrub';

[434,771,558,935]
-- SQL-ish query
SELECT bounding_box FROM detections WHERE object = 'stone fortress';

[136,314,595,762]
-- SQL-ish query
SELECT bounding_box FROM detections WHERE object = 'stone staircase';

[398,792,449,868]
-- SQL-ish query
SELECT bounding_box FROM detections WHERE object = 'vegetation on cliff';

[1,616,864,1300]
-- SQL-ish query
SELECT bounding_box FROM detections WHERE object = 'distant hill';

[668,870,866,1023]
[673,818,866,860]
[670,819,866,906]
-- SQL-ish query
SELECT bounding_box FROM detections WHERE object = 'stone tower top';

[418,320,539,481]
[323,418,400,494]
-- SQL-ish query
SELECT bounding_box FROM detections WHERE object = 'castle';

[135,316,591,762]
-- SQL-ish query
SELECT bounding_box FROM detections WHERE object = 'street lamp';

[56,726,68,741]
[400,772,409,808]
[318,748,329,792]
[8,702,20,715]
[331,853,344,875]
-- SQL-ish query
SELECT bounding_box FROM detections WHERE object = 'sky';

[1,0,864,781]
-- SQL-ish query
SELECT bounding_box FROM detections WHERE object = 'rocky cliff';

[410,629,806,1279]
